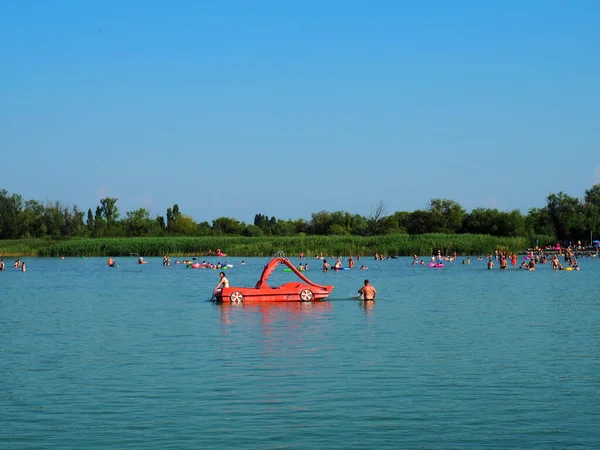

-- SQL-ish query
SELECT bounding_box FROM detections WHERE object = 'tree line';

[1,186,600,244]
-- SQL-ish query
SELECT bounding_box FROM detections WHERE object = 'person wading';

[358,279,377,300]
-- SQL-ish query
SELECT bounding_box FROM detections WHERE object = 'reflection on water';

[217,299,331,314]
[216,301,332,329]
[360,299,375,314]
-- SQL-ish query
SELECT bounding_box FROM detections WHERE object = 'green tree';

[212,217,245,235]
[254,213,269,232]
[42,201,65,237]
[525,207,554,237]
[495,210,526,237]
[546,192,585,241]
[584,184,600,207]
[349,214,368,236]
[462,208,525,237]
[406,210,431,235]
[427,198,464,233]
[462,208,499,235]
[242,224,264,237]
[100,197,119,224]
[0,190,24,238]
[583,185,600,243]
[293,218,309,235]
[86,208,94,232]
[93,206,105,237]
[387,211,411,234]
[22,200,46,238]
[309,210,333,235]
[195,221,213,236]
[67,205,86,237]
[123,208,158,236]
[328,224,349,235]
[166,204,181,232]
[99,198,122,236]
[156,216,166,232]
[168,215,198,235]
[271,219,296,236]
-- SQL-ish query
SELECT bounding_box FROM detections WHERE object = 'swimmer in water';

[358,279,377,300]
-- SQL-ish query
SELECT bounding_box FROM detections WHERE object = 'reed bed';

[0,239,59,256]
[9,234,535,258]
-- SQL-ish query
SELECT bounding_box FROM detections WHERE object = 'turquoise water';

[2,256,599,449]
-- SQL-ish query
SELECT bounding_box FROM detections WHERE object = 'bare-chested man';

[358,279,377,300]
[500,257,508,270]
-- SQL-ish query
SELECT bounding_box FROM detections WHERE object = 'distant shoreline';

[0,234,538,257]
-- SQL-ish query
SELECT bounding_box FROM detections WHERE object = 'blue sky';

[2,0,599,223]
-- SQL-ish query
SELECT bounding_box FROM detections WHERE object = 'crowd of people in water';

[104,255,242,269]
[4,243,594,308]
[477,247,591,271]
[320,256,369,272]
[4,244,595,310]
[405,245,597,271]
[5,243,598,275]
[0,258,26,272]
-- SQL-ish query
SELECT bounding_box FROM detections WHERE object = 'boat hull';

[216,283,333,304]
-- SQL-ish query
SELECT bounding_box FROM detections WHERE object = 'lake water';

[1,255,599,449]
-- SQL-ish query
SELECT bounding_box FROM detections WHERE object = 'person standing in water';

[500,256,508,270]
[358,279,377,300]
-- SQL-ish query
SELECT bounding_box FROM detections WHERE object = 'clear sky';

[2,0,599,223]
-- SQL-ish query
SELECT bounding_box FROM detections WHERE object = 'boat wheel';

[230,291,244,304]
[300,289,314,302]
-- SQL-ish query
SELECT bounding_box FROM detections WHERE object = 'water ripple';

[1,256,600,448]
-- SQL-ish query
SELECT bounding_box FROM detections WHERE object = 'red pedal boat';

[213,254,333,304]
